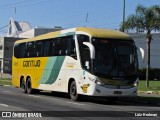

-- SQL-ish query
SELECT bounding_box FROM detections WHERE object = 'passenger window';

[20,43,26,58]
[14,43,27,58]
[26,42,34,57]
[66,36,77,59]
[14,43,20,58]
[48,39,56,56]
[35,41,44,57]
[77,34,90,70]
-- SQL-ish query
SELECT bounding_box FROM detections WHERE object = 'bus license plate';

[114,91,122,95]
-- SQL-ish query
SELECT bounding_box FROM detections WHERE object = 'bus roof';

[15,27,131,43]
[76,27,131,39]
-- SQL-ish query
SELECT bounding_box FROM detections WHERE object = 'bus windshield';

[92,38,138,82]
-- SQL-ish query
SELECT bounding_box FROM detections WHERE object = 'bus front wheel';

[69,81,78,101]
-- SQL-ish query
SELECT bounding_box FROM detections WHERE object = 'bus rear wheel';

[69,81,79,101]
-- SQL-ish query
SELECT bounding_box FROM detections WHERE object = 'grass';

[0,79,12,85]
[138,80,160,92]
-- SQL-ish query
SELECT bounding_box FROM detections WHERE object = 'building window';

[0,45,3,50]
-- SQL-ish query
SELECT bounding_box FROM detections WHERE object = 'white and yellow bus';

[12,27,139,101]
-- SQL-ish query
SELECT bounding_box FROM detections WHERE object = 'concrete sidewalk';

[138,93,160,98]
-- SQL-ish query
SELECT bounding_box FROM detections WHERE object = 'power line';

[0,25,8,30]
[0,0,32,8]
[0,30,7,33]
[0,0,52,9]
[16,0,52,8]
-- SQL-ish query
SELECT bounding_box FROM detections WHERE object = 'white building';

[18,27,62,38]
[7,17,31,37]
[7,17,62,38]
[0,18,63,74]
[0,37,23,73]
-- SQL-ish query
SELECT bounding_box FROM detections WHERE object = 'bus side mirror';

[137,47,145,62]
[83,42,95,59]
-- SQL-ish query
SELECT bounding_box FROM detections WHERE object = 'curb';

[3,85,11,87]
[138,91,160,95]
[0,84,12,87]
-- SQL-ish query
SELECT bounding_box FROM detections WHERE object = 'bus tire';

[21,78,27,93]
[69,81,78,101]
[26,78,33,94]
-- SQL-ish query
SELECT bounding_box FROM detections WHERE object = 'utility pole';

[85,12,89,23]
[14,6,16,15]
[84,12,89,27]
[122,0,125,32]
[146,30,152,87]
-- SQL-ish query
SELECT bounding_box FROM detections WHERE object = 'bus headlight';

[133,82,138,87]
[89,77,103,85]
[133,78,139,87]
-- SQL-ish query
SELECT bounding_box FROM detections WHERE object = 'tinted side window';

[14,43,26,58]
[43,39,52,56]
[14,44,20,58]
[56,37,68,56]
[14,36,77,58]
[77,34,90,70]
[26,42,34,57]
[44,36,76,57]
[54,38,61,56]
[20,43,26,58]
[48,39,56,56]
[35,41,44,57]
[66,36,77,59]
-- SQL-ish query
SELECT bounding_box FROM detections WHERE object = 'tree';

[120,4,160,87]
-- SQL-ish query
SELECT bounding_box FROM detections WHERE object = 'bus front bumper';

[90,84,138,97]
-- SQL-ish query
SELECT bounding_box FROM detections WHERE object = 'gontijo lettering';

[23,60,41,67]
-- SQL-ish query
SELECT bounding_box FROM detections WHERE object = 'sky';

[0,0,159,35]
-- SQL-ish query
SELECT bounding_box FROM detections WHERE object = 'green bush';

[139,68,160,80]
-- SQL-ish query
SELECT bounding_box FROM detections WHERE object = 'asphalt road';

[0,86,159,120]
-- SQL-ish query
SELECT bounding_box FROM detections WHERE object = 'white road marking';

[3,91,12,93]
[66,101,85,106]
[28,95,40,97]
[0,103,9,107]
